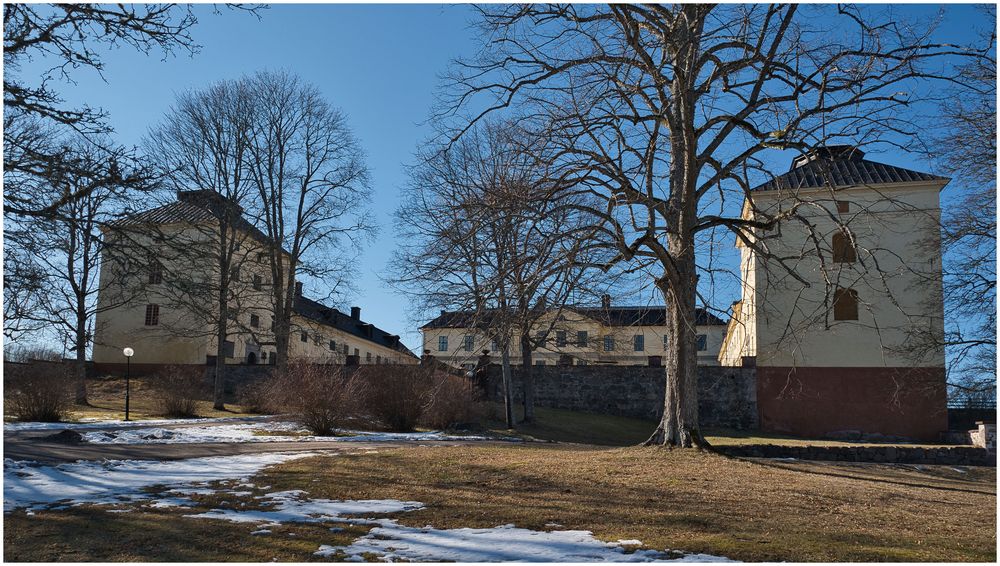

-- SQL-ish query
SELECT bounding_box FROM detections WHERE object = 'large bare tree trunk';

[519,333,535,423]
[73,312,88,405]
[647,248,704,448]
[213,286,228,410]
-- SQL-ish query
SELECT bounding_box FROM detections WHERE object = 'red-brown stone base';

[757,366,947,442]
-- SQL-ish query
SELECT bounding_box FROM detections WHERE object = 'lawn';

[493,406,959,448]
[6,377,256,423]
[5,445,995,562]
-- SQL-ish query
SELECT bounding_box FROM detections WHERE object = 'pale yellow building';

[718,145,948,440]
[421,300,727,371]
[92,190,417,371]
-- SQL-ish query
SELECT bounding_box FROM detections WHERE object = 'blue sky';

[12,3,991,354]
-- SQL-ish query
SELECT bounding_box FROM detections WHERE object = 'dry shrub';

[3,362,72,422]
[236,379,279,414]
[271,362,363,435]
[151,365,206,418]
[421,372,487,430]
[356,365,436,432]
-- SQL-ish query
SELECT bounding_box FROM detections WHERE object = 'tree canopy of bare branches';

[443,4,984,446]
[391,119,617,426]
[244,70,376,369]
[3,3,263,219]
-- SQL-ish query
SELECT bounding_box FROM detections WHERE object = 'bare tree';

[144,80,258,409]
[391,120,612,425]
[5,141,145,404]
[922,10,996,403]
[3,3,262,219]
[445,4,980,446]
[243,70,375,369]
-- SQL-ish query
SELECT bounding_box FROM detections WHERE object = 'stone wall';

[484,364,758,429]
[717,444,995,467]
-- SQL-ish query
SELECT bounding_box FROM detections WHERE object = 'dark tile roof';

[751,145,948,192]
[117,190,276,247]
[294,295,417,358]
[421,306,727,329]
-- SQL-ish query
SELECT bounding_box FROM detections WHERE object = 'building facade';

[718,146,948,440]
[92,190,417,371]
[421,300,728,371]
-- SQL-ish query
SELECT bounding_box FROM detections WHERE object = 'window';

[376,355,381,364]
[222,340,235,357]
[535,360,545,366]
[831,231,857,263]
[463,335,474,351]
[603,336,614,352]
[270,316,275,330]
[230,266,240,282]
[556,331,567,347]
[535,331,546,346]
[576,359,589,366]
[833,288,859,321]
[663,334,669,350]
[696,334,707,351]
[301,331,308,343]
[576,331,588,348]
[253,274,262,290]
[490,339,498,352]
[343,344,349,355]
[250,314,259,328]
[633,334,645,352]
[144,304,159,326]
[836,200,850,213]
[353,347,359,357]
[366,352,372,362]
[148,261,162,284]
[257,252,266,262]
[329,340,337,351]
[438,336,448,352]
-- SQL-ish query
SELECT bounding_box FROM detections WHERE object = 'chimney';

[351,306,361,321]
[601,294,611,309]
[295,281,303,297]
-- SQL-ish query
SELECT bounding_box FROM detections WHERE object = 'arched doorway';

[247,352,257,365]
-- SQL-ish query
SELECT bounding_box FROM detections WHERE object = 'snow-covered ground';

[6,417,500,444]
[317,522,735,562]
[3,452,317,512]
[185,489,423,524]
[79,422,495,444]
[3,415,274,432]
[4,454,732,562]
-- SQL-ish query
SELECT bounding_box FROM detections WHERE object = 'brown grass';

[3,444,994,562]
[254,445,996,562]
[63,377,254,421]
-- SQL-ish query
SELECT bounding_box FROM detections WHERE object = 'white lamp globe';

[123,347,134,358]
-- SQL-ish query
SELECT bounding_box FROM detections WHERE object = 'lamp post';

[122,347,134,421]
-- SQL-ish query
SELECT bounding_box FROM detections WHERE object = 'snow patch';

[3,453,315,511]
[317,521,735,562]
[74,421,502,445]
[4,415,273,432]
[185,489,423,524]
